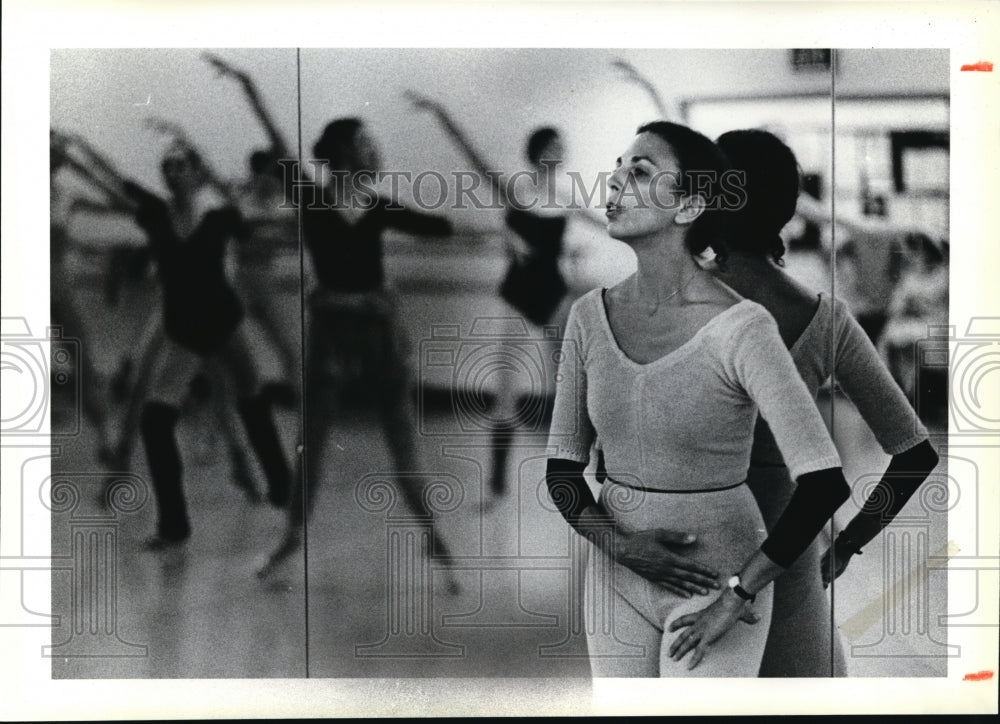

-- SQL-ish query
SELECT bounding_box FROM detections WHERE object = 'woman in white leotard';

[546,121,853,677]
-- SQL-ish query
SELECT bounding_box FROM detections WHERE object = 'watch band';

[727,574,756,603]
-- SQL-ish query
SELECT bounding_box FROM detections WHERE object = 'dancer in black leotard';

[65,136,292,546]
[407,92,606,499]
[91,120,265,505]
[101,57,297,495]
[501,198,570,328]
[257,115,458,579]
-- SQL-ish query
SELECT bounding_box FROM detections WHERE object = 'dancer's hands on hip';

[613,527,721,598]
[667,589,761,670]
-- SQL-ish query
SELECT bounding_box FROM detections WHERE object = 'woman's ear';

[675,194,706,225]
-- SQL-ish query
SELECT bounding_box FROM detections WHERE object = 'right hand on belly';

[613,528,723,598]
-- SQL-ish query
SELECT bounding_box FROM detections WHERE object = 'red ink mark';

[960,61,993,72]
[963,670,995,681]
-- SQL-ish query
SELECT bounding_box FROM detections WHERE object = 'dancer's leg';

[257,308,337,577]
[50,271,111,451]
[110,300,160,403]
[585,542,661,678]
[140,338,202,546]
[221,326,292,508]
[486,335,522,498]
[105,318,166,468]
[375,300,453,567]
[205,358,261,503]
[237,266,297,408]
[252,294,298,391]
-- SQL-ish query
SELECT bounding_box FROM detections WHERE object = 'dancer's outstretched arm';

[406,90,514,208]
[53,130,136,213]
[611,58,682,121]
[203,52,290,160]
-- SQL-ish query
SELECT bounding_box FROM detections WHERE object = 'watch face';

[727,575,740,588]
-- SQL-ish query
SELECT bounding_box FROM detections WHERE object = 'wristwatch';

[726,574,756,603]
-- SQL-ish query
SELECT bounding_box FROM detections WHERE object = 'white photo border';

[2,0,998,718]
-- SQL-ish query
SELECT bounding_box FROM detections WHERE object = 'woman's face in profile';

[605,132,685,242]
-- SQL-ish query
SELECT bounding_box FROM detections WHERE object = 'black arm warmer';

[595,448,608,484]
[545,457,598,528]
[760,466,851,568]
[840,439,940,551]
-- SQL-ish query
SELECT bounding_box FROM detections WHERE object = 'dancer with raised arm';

[88,119,270,506]
[257,112,459,582]
[63,133,292,546]
[408,91,606,499]
[610,58,683,121]
[204,53,299,398]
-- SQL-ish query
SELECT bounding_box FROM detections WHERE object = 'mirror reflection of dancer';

[257,115,458,580]
[94,122,269,506]
[203,53,299,402]
[709,130,940,677]
[407,92,605,500]
[546,122,858,677]
[49,130,116,455]
[66,136,293,547]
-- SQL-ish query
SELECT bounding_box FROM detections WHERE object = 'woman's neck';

[714,251,781,290]
[711,251,817,313]
[630,230,703,308]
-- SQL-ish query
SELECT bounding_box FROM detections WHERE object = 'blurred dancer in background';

[407,91,606,500]
[256,105,459,581]
[49,130,117,456]
[203,53,300,403]
[59,132,293,546]
[90,118,270,506]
